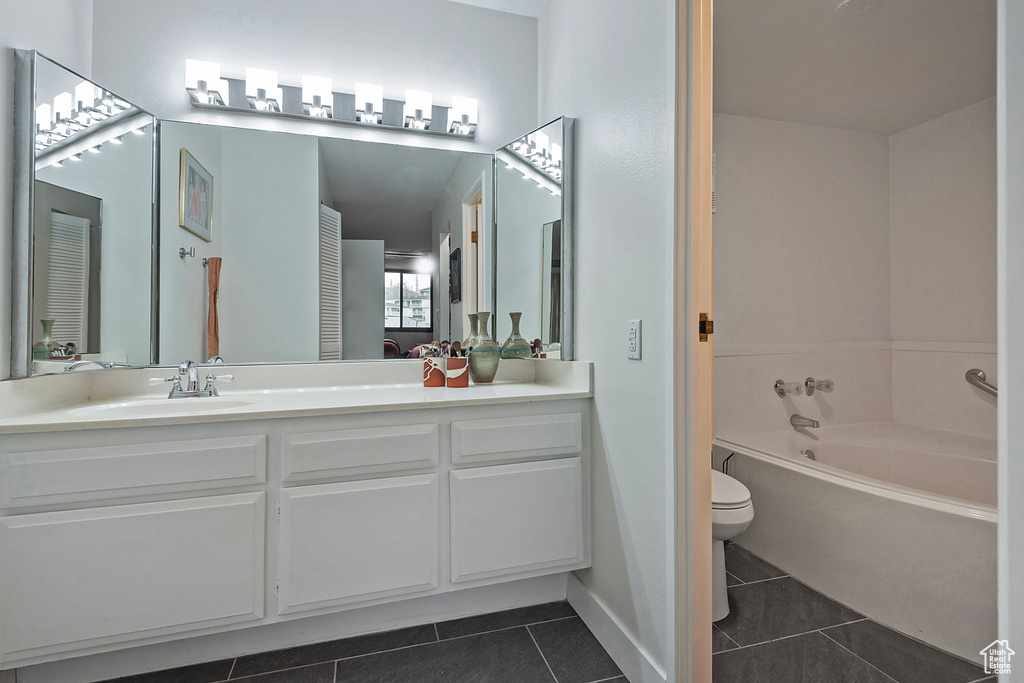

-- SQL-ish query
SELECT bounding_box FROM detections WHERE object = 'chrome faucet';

[150,360,233,398]
[63,360,118,372]
[790,414,820,429]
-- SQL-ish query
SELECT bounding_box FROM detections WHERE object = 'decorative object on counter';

[206,257,222,357]
[32,319,58,360]
[449,340,465,357]
[500,312,532,359]
[423,356,445,387]
[464,313,480,351]
[178,148,214,242]
[531,338,547,359]
[468,312,500,384]
[446,356,469,387]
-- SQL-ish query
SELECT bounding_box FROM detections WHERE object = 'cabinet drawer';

[450,457,585,582]
[278,474,439,614]
[0,435,267,508]
[282,424,439,483]
[451,412,582,465]
[0,492,265,662]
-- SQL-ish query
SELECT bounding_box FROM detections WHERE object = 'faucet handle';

[774,380,803,397]
[208,374,234,383]
[805,377,835,396]
[148,376,176,386]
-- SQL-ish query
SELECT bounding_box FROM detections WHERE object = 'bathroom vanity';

[0,360,592,670]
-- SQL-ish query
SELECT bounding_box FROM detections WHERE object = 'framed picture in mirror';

[179,148,214,241]
[450,248,462,303]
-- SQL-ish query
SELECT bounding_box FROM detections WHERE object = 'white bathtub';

[713,422,996,663]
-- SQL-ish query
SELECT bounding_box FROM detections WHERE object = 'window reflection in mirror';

[31,55,154,375]
[158,121,491,363]
[495,118,565,359]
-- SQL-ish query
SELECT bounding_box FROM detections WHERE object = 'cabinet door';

[450,458,585,583]
[278,474,438,614]
[0,492,265,663]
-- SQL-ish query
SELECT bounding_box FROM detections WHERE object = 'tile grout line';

[435,615,579,643]
[818,630,902,683]
[526,624,560,683]
[712,623,742,652]
[332,659,337,683]
[433,622,440,642]
[226,658,236,680]
[965,676,997,683]
[717,617,869,653]
[587,676,627,683]
[727,574,790,587]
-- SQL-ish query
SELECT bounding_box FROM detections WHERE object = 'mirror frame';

[11,50,159,378]
[492,116,575,360]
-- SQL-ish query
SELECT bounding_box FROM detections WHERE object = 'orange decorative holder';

[446,357,469,388]
[423,357,445,387]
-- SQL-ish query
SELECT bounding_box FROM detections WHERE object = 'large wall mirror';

[11,50,156,377]
[11,53,574,376]
[494,117,575,360]
[157,121,491,364]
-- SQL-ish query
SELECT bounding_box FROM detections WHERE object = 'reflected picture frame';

[178,148,213,242]
[449,247,462,303]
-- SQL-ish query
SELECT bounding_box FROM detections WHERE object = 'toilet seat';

[712,469,751,510]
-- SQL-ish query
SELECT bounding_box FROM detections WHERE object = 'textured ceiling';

[714,0,996,135]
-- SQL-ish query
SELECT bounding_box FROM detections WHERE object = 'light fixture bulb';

[404,90,432,130]
[70,153,82,162]
[89,146,101,154]
[185,59,228,106]
[52,160,63,168]
[111,135,124,145]
[355,83,384,124]
[246,68,282,112]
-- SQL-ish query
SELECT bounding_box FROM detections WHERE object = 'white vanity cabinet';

[0,397,589,669]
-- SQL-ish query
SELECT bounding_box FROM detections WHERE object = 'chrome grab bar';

[966,368,997,398]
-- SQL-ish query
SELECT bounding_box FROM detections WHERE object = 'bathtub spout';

[790,414,820,429]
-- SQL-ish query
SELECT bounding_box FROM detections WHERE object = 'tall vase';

[32,319,56,360]
[501,312,532,359]
[468,312,501,384]
[463,313,480,352]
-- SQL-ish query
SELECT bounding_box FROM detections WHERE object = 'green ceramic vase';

[32,318,56,360]
[501,312,532,359]
[463,313,480,352]
[468,311,501,383]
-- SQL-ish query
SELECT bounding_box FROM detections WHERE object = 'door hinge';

[470,230,478,244]
[699,313,714,342]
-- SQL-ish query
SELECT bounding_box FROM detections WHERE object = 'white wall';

[158,122,223,363]
[539,0,675,678]
[712,114,893,435]
[219,128,319,363]
[90,0,537,155]
[998,0,1024,657]
[890,98,998,437]
[713,105,998,439]
[430,154,492,345]
[35,130,153,365]
[0,0,94,379]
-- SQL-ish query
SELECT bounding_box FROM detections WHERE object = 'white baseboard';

[567,574,667,683]
[15,574,569,683]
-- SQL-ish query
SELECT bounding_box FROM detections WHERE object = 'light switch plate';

[627,319,641,360]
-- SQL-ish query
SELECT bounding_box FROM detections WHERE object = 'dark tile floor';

[101,602,624,683]
[713,544,994,683]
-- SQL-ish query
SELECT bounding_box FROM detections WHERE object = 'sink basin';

[68,397,255,419]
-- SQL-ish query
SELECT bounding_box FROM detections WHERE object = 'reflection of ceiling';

[445,0,546,17]
[715,0,996,135]
[318,138,464,247]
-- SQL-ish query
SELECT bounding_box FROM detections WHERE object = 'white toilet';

[712,469,755,621]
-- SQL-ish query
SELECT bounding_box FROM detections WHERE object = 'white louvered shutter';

[46,212,91,349]
[319,204,342,360]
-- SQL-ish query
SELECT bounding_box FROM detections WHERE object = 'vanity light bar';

[184,59,477,138]
[507,131,562,184]
[34,83,139,153]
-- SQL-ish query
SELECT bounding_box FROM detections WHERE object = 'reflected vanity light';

[355,82,383,124]
[185,59,228,106]
[403,89,432,130]
[184,60,476,138]
[496,149,561,197]
[302,76,333,118]
[36,115,152,171]
[246,67,283,112]
[35,81,141,154]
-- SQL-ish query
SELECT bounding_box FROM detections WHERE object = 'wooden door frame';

[675,0,714,681]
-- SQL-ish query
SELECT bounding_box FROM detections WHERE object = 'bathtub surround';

[714,98,998,440]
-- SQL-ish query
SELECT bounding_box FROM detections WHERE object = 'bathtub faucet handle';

[805,377,835,396]
[790,414,820,429]
[774,380,803,397]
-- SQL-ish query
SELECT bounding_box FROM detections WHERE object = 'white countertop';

[0,360,593,434]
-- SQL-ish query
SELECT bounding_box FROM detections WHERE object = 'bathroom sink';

[68,397,255,419]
